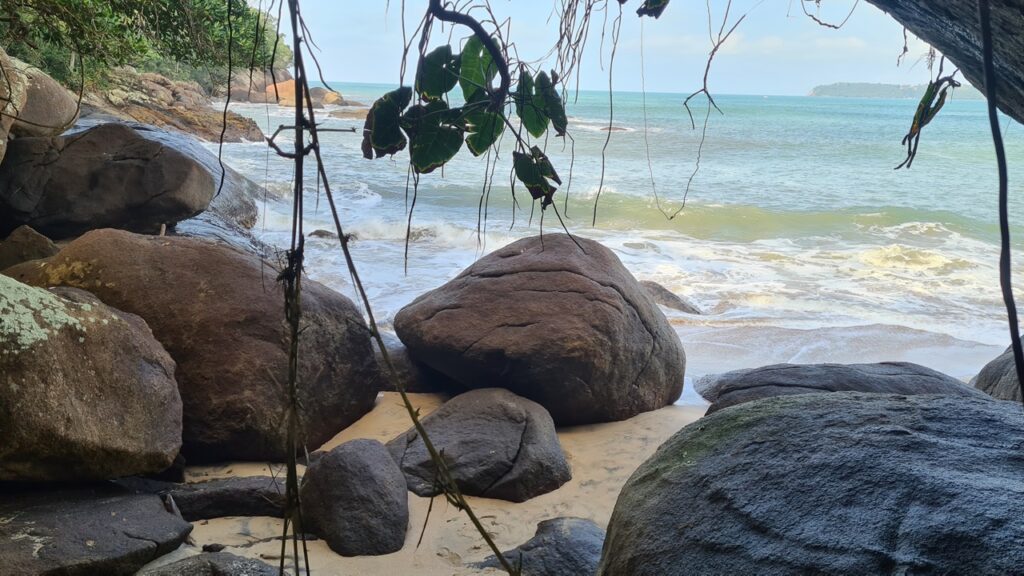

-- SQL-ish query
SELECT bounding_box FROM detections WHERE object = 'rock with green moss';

[598,392,1024,575]
[0,274,182,481]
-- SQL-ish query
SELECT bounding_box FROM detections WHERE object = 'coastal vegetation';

[810,81,984,99]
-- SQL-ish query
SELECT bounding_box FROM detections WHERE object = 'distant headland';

[809,82,983,100]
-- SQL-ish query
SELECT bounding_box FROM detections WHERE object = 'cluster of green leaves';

[362,35,568,207]
[1,0,291,89]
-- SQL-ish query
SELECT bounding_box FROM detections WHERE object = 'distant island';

[809,82,983,100]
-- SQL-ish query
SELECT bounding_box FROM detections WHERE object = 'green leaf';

[531,145,561,185]
[464,93,505,156]
[416,44,460,101]
[513,149,558,207]
[362,86,413,159]
[536,71,567,137]
[459,35,497,102]
[514,70,548,138]
[402,100,464,174]
[637,0,670,18]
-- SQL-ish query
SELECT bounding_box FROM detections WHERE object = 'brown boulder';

[0,225,58,270]
[9,58,80,137]
[0,47,28,165]
[0,275,182,481]
[394,234,685,426]
[10,229,380,462]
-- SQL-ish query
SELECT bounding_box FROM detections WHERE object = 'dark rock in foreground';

[0,276,182,481]
[0,485,192,576]
[118,476,286,521]
[138,552,279,576]
[301,439,409,556]
[395,234,685,426]
[387,388,571,502]
[971,345,1023,402]
[639,280,702,315]
[476,517,605,576]
[696,361,986,413]
[374,331,456,394]
[598,393,1024,576]
[9,229,380,462]
[0,225,58,271]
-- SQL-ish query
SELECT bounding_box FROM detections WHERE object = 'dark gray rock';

[865,0,1024,125]
[476,517,605,576]
[300,439,408,556]
[971,345,1022,402]
[598,393,1024,576]
[0,484,192,576]
[639,280,702,315]
[0,225,58,271]
[696,361,987,413]
[395,234,685,426]
[374,331,457,394]
[139,552,278,576]
[387,388,571,502]
[117,476,286,521]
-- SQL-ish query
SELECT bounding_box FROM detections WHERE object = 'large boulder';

[0,225,58,270]
[8,229,380,462]
[118,476,286,521]
[394,234,685,426]
[9,57,80,137]
[0,485,192,576]
[386,388,571,502]
[598,393,1024,576]
[139,552,278,576]
[0,275,182,481]
[0,47,28,165]
[971,345,1022,402]
[697,361,987,413]
[866,0,1024,125]
[301,439,409,556]
[0,123,215,239]
[475,517,605,576]
[374,331,456,393]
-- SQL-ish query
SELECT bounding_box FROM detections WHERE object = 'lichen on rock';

[0,274,87,353]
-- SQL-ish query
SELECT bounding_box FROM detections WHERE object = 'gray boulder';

[9,57,80,137]
[971,345,1023,402]
[476,517,605,575]
[0,485,192,576]
[395,234,685,426]
[0,47,28,165]
[301,439,409,556]
[598,393,1024,576]
[139,552,279,576]
[118,476,286,521]
[0,275,182,481]
[697,361,986,413]
[387,388,571,502]
[639,280,702,314]
[0,225,58,270]
[374,331,456,393]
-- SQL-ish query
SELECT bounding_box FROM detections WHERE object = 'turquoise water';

[215,82,1024,400]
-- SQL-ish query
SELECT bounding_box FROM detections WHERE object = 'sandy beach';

[141,392,706,575]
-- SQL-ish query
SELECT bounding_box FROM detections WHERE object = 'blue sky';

[287,1,940,95]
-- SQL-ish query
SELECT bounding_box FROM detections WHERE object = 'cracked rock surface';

[598,393,1024,576]
[394,233,685,426]
[0,484,192,576]
[386,388,571,502]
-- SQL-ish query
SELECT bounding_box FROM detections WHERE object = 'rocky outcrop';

[139,552,278,576]
[0,275,182,481]
[8,229,380,462]
[639,280,702,314]
[598,393,1024,575]
[971,345,1022,402]
[0,225,58,270]
[0,123,215,239]
[9,57,80,137]
[696,361,987,413]
[387,388,571,502]
[0,485,192,576]
[395,234,685,426]
[301,439,409,556]
[266,79,353,108]
[866,0,1024,124]
[119,476,286,521]
[226,68,292,104]
[475,517,605,576]
[0,46,28,165]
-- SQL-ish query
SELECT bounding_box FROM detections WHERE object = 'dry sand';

[143,392,706,575]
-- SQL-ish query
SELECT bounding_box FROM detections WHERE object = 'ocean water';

[213,82,1024,402]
